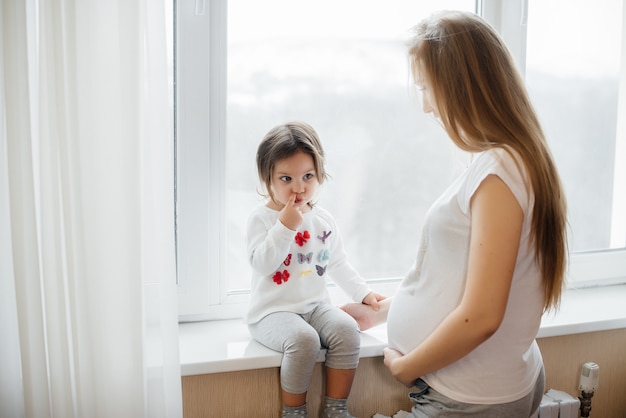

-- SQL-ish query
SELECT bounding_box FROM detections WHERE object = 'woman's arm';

[385,174,524,386]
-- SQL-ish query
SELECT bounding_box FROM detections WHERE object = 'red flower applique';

[284,254,292,266]
[295,230,310,247]
[273,270,290,285]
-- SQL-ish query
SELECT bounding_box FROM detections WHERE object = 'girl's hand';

[383,348,414,387]
[340,302,378,331]
[279,193,303,230]
[362,291,386,312]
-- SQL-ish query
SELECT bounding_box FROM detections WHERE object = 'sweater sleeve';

[322,210,373,303]
[247,209,296,276]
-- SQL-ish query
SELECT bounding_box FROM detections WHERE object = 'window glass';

[225,0,477,291]
[525,0,626,253]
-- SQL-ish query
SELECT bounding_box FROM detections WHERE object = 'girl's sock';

[321,396,355,418]
[282,404,307,417]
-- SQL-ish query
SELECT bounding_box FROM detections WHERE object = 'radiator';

[530,389,581,418]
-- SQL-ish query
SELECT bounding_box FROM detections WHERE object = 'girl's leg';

[307,304,360,418]
[282,391,307,408]
[325,367,356,399]
[248,311,321,412]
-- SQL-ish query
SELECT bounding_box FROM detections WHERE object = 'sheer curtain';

[0,1,182,417]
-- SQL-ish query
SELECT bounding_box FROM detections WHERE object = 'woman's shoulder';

[471,147,527,182]
[469,147,531,210]
[476,147,522,168]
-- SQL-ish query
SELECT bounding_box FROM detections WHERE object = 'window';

[523,0,626,284]
[175,0,626,320]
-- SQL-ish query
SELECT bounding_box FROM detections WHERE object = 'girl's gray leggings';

[248,303,361,394]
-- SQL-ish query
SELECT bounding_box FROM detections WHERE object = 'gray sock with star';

[321,396,355,418]
[282,404,307,417]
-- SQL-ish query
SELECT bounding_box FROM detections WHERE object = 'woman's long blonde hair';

[409,11,567,312]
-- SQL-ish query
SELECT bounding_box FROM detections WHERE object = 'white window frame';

[175,0,626,321]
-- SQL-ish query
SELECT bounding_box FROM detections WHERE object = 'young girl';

[342,11,568,418]
[246,120,385,418]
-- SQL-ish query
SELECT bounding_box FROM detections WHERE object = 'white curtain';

[0,0,182,417]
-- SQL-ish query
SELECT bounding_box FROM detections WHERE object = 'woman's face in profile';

[415,72,439,119]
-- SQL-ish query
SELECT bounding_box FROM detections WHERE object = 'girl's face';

[268,151,320,212]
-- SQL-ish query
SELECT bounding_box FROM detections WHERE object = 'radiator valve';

[578,362,599,417]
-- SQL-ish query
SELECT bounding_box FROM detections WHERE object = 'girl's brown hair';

[409,11,567,312]
[256,121,328,206]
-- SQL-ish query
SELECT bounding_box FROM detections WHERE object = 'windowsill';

[178,284,626,377]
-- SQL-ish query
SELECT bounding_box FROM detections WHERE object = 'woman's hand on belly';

[383,347,416,387]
